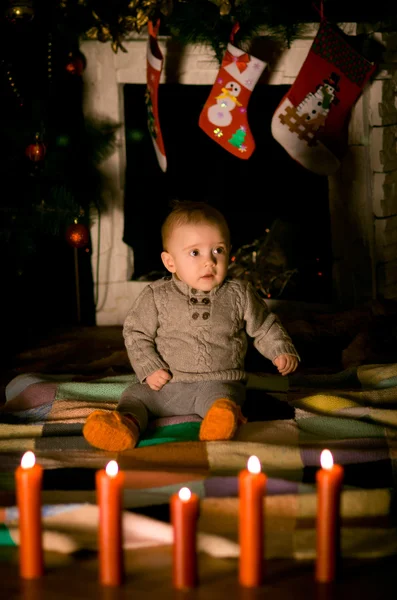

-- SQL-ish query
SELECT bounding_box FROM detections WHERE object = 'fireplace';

[123,82,331,303]
[81,25,397,325]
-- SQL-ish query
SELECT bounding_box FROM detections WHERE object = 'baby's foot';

[199,398,246,441]
[83,410,139,451]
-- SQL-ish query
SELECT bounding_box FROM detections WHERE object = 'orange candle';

[96,460,125,586]
[15,451,44,579]
[170,486,199,589]
[316,449,344,583]
[239,455,267,587]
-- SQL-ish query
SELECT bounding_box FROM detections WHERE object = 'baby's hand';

[273,354,298,376]
[146,369,172,391]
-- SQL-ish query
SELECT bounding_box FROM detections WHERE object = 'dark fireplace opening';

[123,83,332,303]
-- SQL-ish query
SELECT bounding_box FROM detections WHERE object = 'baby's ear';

[161,251,176,273]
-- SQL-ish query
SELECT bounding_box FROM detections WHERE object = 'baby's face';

[161,222,229,292]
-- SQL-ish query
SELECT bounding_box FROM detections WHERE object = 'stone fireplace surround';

[81,24,397,326]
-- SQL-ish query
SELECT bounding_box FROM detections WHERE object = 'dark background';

[123,83,332,301]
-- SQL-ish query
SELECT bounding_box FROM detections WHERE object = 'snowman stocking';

[271,21,377,175]
[199,25,267,159]
[145,20,167,172]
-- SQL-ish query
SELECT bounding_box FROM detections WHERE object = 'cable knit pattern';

[123,275,300,383]
[231,288,244,367]
[195,327,212,371]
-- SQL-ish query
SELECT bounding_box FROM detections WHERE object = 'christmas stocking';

[145,20,167,172]
[199,24,267,159]
[271,21,377,175]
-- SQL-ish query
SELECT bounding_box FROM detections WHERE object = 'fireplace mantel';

[81,25,397,325]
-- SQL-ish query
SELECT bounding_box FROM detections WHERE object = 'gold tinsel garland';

[75,0,397,54]
[79,0,260,53]
[84,0,172,53]
[7,0,395,54]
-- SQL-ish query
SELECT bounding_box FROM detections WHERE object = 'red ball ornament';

[66,222,89,248]
[65,52,86,76]
[25,135,46,162]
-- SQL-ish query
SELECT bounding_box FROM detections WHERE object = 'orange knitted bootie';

[83,410,140,451]
[199,398,247,441]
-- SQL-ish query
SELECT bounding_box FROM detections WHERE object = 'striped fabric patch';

[0,523,15,546]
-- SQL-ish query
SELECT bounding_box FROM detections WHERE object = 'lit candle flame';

[106,460,119,477]
[178,487,191,501]
[247,455,261,474]
[320,449,334,470]
[21,451,35,469]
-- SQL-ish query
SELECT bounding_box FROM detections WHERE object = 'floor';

[1,546,396,600]
[1,325,397,597]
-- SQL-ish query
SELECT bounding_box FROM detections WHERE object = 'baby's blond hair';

[161,200,230,251]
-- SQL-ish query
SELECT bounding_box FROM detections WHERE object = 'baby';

[83,201,299,451]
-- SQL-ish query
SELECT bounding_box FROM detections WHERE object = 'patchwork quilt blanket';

[1,364,397,560]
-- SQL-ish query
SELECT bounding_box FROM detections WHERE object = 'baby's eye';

[213,247,225,255]
[190,249,199,257]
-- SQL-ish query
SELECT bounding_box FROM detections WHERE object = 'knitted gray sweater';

[123,275,300,383]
